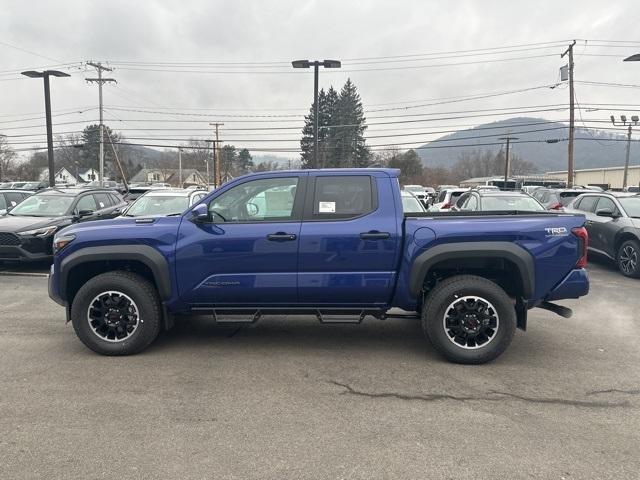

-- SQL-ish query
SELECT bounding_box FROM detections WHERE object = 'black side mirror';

[77,209,94,218]
[596,208,618,218]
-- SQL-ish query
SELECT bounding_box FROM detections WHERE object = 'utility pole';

[86,61,116,186]
[178,148,183,188]
[561,41,576,187]
[610,115,638,190]
[209,123,224,188]
[498,135,519,183]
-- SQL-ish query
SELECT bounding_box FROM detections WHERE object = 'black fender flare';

[614,228,640,252]
[409,241,535,299]
[59,245,172,302]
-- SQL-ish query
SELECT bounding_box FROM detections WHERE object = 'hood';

[57,215,181,238]
[0,215,71,233]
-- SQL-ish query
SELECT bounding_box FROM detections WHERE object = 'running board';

[190,307,386,324]
[538,301,573,318]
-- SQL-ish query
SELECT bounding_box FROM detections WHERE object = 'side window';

[75,195,97,213]
[577,196,599,213]
[595,197,616,213]
[209,177,299,222]
[5,192,24,207]
[465,195,479,211]
[310,176,374,219]
[437,190,447,203]
[94,193,112,209]
[455,193,469,209]
[0,194,6,210]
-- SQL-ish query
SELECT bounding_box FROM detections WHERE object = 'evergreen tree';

[299,80,369,168]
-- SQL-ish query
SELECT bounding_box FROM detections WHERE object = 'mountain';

[416,117,639,173]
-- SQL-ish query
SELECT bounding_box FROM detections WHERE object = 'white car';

[401,191,427,213]
[403,185,432,206]
[429,188,470,212]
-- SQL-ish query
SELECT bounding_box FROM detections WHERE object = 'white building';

[546,165,640,189]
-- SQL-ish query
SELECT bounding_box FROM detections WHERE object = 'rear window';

[559,191,582,206]
[481,196,544,211]
[311,176,375,219]
[576,196,599,212]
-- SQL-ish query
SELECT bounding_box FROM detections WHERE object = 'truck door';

[175,174,306,306]
[297,173,400,306]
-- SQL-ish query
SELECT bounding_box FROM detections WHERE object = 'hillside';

[416,117,639,173]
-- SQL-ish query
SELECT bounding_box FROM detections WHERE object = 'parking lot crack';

[586,388,640,396]
[328,381,630,408]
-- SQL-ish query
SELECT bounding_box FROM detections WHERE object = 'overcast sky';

[2,0,640,160]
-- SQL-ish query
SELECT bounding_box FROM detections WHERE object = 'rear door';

[175,174,306,306]
[574,195,602,250]
[590,196,621,257]
[297,172,400,306]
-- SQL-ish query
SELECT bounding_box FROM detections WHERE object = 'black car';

[451,189,546,212]
[0,187,126,262]
[564,192,640,277]
[0,189,33,215]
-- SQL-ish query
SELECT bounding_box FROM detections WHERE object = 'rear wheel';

[617,239,640,278]
[422,275,516,364]
[71,271,161,355]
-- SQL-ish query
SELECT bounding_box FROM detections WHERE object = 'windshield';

[619,197,640,218]
[125,195,190,217]
[404,186,422,192]
[401,194,425,213]
[9,195,74,217]
[481,196,545,211]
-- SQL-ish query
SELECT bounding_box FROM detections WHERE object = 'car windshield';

[481,196,545,211]
[619,197,640,218]
[9,195,74,217]
[404,186,422,192]
[125,195,189,217]
[401,194,425,213]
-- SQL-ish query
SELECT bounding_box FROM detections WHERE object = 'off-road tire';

[71,271,161,355]
[422,275,516,364]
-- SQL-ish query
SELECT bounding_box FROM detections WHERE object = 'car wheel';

[422,275,516,364]
[71,271,162,355]
[617,239,640,278]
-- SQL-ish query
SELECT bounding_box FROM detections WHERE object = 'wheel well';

[615,232,640,254]
[422,257,525,300]
[66,260,158,306]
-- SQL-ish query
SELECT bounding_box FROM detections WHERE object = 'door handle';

[267,232,297,242]
[360,231,390,240]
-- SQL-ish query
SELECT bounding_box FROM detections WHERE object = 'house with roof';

[38,167,79,185]
[77,168,99,183]
[130,168,207,187]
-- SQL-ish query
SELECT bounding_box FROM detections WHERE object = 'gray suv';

[565,192,640,277]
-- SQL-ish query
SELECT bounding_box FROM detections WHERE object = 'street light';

[611,115,639,189]
[21,70,70,187]
[292,59,341,167]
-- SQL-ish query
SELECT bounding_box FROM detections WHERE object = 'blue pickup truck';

[48,168,589,364]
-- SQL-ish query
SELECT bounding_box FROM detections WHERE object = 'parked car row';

[0,186,208,264]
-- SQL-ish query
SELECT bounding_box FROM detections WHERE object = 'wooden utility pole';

[561,41,576,187]
[209,122,224,187]
[498,135,519,183]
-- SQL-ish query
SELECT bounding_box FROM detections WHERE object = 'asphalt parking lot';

[1,256,639,480]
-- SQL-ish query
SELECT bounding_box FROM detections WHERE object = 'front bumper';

[545,268,590,301]
[0,233,53,262]
[48,263,66,306]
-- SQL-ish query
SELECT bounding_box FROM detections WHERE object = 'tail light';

[550,203,563,210]
[572,226,588,268]
[442,203,451,209]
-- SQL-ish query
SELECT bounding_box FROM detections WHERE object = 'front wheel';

[422,275,516,364]
[71,271,162,355]
[617,239,640,278]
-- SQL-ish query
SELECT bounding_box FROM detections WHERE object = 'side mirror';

[78,209,94,218]
[596,208,617,218]
[190,203,209,223]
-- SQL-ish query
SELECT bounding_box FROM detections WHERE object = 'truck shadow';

[151,314,438,359]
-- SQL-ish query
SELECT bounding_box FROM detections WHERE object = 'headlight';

[18,226,58,237]
[53,233,75,253]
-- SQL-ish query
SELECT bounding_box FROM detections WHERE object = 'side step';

[538,301,573,318]
[190,307,388,324]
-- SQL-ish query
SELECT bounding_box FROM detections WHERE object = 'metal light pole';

[623,54,640,189]
[21,70,70,187]
[292,59,341,167]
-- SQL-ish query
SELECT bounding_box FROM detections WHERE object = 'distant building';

[38,167,79,185]
[77,168,99,183]
[130,168,207,187]
[546,165,640,189]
